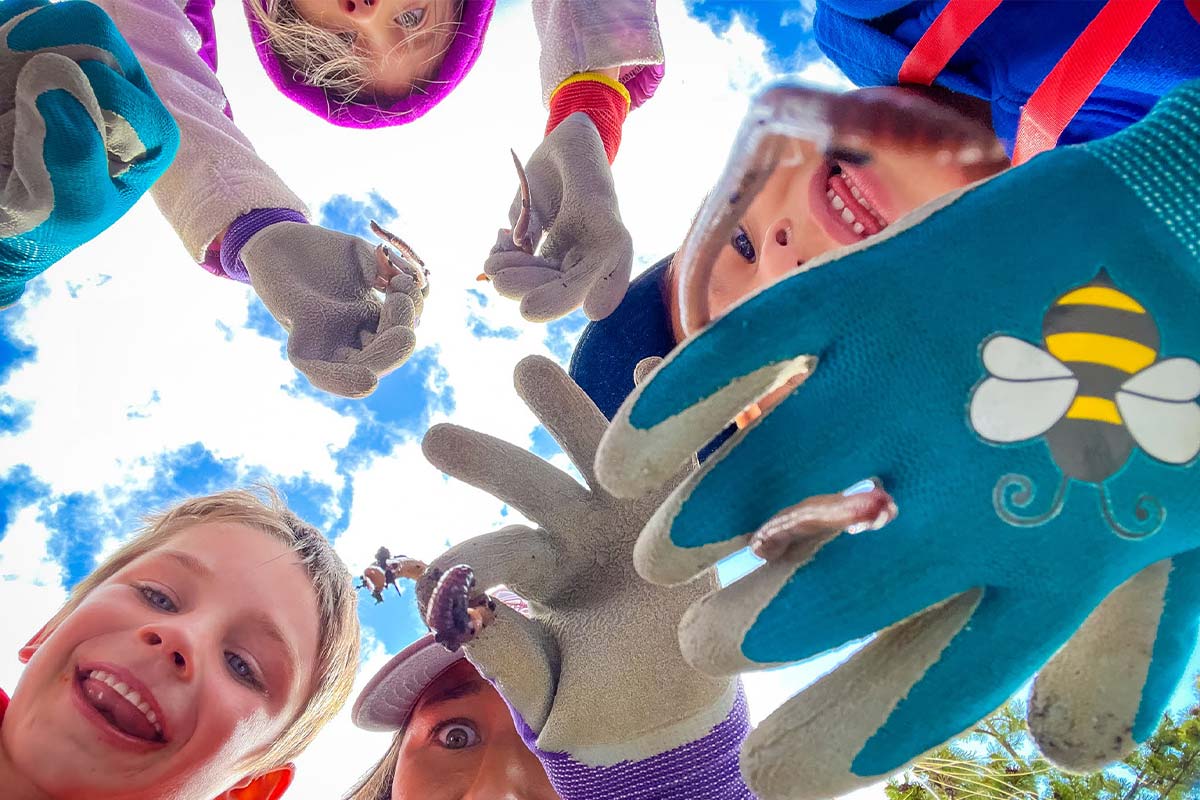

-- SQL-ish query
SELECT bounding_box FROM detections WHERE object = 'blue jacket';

[814,0,1200,155]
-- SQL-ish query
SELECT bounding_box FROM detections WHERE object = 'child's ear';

[18,624,52,664]
[219,765,295,800]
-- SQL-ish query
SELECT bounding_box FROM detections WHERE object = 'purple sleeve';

[182,0,218,72]
[619,63,665,110]
[512,687,757,800]
[216,208,307,282]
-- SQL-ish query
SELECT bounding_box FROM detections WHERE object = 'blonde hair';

[344,731,403,800]
[35,487,360,782]
[249,0,463,105]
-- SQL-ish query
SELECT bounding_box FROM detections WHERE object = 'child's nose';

[340,0,378,20]
[762,219,805,277]
[141,628,192,679]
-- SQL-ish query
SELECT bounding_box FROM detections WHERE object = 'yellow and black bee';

[969,270,1200,538]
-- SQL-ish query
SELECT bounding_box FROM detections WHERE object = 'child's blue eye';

[226,652,264,690]
[731,226,756,264]
[137,585,178,613]
[396,7,425,28]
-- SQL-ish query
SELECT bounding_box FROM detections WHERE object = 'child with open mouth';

[0,488,359,800]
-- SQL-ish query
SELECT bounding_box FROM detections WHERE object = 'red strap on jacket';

[897,0,1003,86]
[897,0,1160,165]
[1012,0,1159,163]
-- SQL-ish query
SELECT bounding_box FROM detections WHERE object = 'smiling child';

[0,488,359,800]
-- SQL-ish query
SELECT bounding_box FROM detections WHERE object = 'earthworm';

[750,478,897,561]
[370,220,426,268]
[510,149,535,254]
[424,564,496,651]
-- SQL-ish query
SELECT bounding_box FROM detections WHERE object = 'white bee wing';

[1117,359,1200,465]
[981,335,1075,381]
[1120,358,1200,402]
[970,376,1078,443]
[970,336,1077,443]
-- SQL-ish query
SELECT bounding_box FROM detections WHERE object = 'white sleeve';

[91,0,308,261]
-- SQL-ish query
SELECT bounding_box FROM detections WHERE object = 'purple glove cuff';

[511,685,756,800]
[218,208,307,282]
[620,63,665,110]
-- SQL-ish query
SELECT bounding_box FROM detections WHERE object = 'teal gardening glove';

[0,0,178,307]
[414,356,754,799]
[595,81,1200,798]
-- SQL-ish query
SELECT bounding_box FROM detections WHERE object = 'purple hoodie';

[242,0,496,128]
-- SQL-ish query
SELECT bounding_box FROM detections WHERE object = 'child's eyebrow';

[159,550,214,579]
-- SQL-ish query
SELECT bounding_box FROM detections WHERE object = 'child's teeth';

[87,670,161,735]
[841,208,856,224]
[826,189,835,200]
[853,222,865,235]
[850,186,862,200]
[831,195,846,211]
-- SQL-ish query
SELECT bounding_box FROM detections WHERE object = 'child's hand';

[594,81,1200,799]
[412,356,753,799]
[241,222,424,398]
[483,113,633,322]
[0,0,179,307]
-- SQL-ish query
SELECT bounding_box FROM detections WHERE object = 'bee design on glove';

[969,269,1200,538]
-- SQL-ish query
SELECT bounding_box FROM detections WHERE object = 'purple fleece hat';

[243,0,495,129]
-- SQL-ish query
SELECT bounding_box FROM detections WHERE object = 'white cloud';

[0,506,66,692]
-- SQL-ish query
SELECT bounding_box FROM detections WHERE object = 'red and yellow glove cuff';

[546,72,631,164]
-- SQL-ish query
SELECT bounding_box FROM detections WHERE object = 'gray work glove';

[242,221,425,398]
[415,356,752,799]
[484,113,633,322]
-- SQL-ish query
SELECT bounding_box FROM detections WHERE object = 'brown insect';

[356,547,427,605]
[422,564,497,652]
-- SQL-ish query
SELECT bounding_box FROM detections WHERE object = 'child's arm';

[0,0,179,307]
[87,0,308,269]
[479,1,666,323]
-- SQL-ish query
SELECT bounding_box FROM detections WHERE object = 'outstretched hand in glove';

[595,81,1200,799]
[413,355,753,800]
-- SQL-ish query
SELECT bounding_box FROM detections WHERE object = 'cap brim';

[351,634,464,732]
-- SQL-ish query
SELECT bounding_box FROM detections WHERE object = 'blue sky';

[1,2,1196,797]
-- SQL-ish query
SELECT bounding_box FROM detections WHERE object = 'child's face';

[3,522,322,799]
[390,660,559,800]
[290,0,459,97]
[701,87,1008,325]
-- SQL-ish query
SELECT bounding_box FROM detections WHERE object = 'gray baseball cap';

[351,590,529,732]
